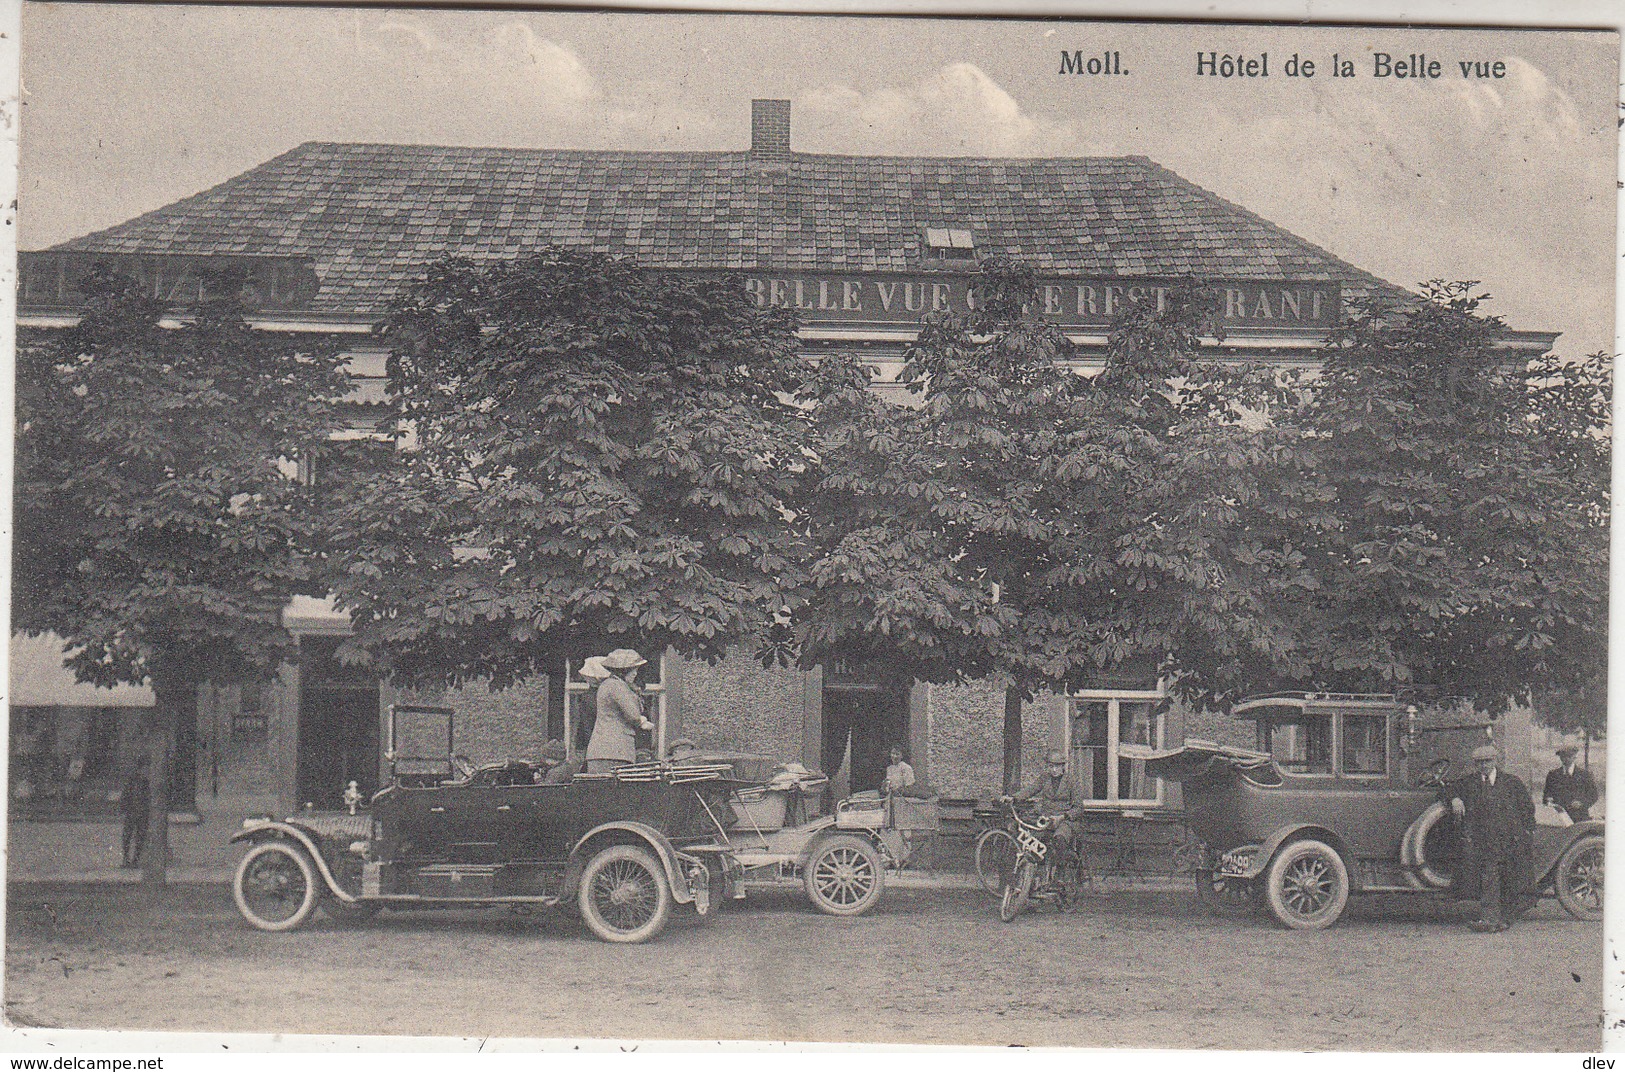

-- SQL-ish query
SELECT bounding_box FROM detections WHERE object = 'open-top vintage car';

[674,751,938,916]
[230,705,745,943]
[1126,693,1603,930]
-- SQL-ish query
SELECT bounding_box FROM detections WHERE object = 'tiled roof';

[53,142,1405,316]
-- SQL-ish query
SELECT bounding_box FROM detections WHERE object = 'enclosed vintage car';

[1126,693,1603,930]
[230,706,745,943]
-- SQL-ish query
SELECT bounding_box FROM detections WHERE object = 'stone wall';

[925,681,1052,798]
[676,653,805,761]
[1180,702,1256,750]
[406,679,551,766]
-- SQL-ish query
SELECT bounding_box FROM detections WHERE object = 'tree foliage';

[791,262,1317,707]
[13,268,347,687]
[791,269,1608,716]
[323,249,812,687]
[1281,282,1610,709]
[13,268,348,884]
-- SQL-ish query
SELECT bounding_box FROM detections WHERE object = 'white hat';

[579,656,611,682]
[1471,744,1499,762]
[604,648,648,670]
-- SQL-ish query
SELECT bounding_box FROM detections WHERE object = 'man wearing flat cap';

[586,649,655,773]
[1013,750,1085,870]
[1543,743,1598,822]
[1447,743,1536,932]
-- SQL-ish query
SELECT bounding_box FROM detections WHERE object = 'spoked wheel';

[1554,834,1604,921]
[1264,839,1349,931]
[804,834,885,916]
[974,828,1018,898]
[233,841,321,932]
[1000,858,1036,922]
[1197,869,1260,916]
[578,845,672,943]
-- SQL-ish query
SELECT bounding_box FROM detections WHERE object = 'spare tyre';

[1402,801,1458,891]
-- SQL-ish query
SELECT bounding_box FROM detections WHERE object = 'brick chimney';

[751,99,792,160]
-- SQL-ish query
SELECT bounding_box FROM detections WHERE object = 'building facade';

[16,100,1554,817]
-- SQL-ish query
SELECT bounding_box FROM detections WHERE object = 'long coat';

[586,677,645,764]
[1446,769,1535,895]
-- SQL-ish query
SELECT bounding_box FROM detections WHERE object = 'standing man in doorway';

[586,649,654,774]
[1448,743,1536,932]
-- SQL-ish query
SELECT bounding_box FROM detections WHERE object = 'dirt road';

[4,880,1603,1049]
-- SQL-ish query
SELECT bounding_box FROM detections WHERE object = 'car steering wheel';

[1417,758,1451,789]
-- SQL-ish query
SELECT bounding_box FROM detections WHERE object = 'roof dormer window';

[923,227,977,264]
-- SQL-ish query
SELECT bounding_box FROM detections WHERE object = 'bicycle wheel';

[974,828,1018,898]
[999,858,1036,922]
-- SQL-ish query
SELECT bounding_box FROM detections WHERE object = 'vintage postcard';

[5,4,1616,1055]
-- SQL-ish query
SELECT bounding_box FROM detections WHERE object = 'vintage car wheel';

[1264,839,1349,931]
[1000,858,1036,922]
[974,828,1018,898]
[804,834,886,916]
[1197,870,1260,915]
[578,845,672,943]
[233,841,321,933]
[1554,834,1604,921]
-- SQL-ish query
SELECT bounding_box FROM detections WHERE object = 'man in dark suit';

[1448,743,1535,932]
[120,755,150,868]
[1542,743,1598,822]
[1014,750,1085,868]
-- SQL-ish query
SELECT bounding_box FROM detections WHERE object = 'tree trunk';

[1584,726,1591,771]
[143,672,198,890]
[1003,685,1023,794]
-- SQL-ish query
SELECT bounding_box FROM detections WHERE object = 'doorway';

[820,682,909,797]
[296,637,381,809]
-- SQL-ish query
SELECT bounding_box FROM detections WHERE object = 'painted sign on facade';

[20,252,321,313]
[19,252,1342,333]
[739,271,1342,331]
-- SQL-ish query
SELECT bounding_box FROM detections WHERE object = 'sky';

[16,6,1620,356]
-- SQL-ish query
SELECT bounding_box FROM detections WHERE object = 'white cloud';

[485,23,597,108]
[374,18,436,55]
[1447,56,1582,144]
[800,64,1102,156]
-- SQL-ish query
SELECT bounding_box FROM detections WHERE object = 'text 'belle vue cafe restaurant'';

[13,100,1556,826]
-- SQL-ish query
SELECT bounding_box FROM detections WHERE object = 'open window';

[1257,714,1333,775]
[1068,689,1166,807]
[1340,713,1389,776]
[923,227,977,265]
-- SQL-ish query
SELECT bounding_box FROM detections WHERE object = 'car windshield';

[1259,716,1332,774]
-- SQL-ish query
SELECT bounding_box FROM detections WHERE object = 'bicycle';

[994,799,1088,921]
[973,824,1018,897]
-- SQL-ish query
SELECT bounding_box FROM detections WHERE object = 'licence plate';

[1017,829,1048,858]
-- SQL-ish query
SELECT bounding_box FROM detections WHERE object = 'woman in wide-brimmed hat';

[586,649,653,773]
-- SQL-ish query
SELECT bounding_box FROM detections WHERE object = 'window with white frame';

[1067,690,1166,806]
